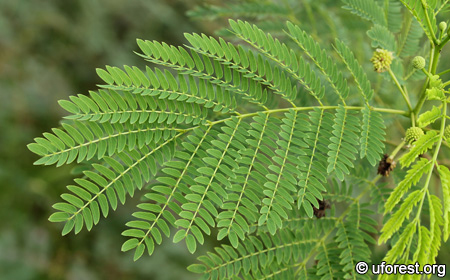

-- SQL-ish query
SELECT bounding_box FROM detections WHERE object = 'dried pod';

[313,199,331,218]
[377,154,396,177]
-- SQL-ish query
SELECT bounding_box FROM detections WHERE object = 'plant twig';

[388,68,413,112]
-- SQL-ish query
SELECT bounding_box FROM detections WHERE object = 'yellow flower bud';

[370,49,393,73]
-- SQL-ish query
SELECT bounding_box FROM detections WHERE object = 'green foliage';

[360,106,386,166]
[399,0,438,43]
[1,0,227,278]
[439,165,450,241]
[367,24,397,52]
[27,0,450,278]
[417,105,441,127]
[385,0,403,33]
[399,131,439,167]
[384,158,432,213]
[286,22,349,102]
[342,0,386,26]
[397,15,424,58]
[380,189,422,244]
[334,39,374,102]
[228,20,325,101]
[187,2,290,20]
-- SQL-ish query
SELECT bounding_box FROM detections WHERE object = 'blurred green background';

[2,0,450,279]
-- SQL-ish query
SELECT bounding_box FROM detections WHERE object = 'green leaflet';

[386,0,403,33]
[297,109,333,216]
[51,141,176,235]
[259,110,304,233]
[100,65,236,113]
[417,106,441,127]
[124,126,213,258]
[334,39,374,102]
[185,31,295,104]
[327,105,360,181]
[367,24,397,52]
[384,158,432,214]
[342,0,386,26]
[189,229,317,279]
[136,38,259,109]
[400,130,439,167]
[426,87,446,101]
[286,22,349,102]
[335,216,371,279]
[217,113,273,246]
[314,242,346,280]
[229,19,325,101]
[176,118,243,251]
[359,106,386,166]
[428,194,443,264]
[397,14,424,58]
[414,226,430,273]
[31,122,180,167]
[438,166,450,241]
[384,222,416,264]
[379,189,423,244]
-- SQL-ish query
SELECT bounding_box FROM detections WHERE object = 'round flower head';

[440,21,447,32]
[412,56,425,70]
[370,49,393,73]
[405,127,424,145]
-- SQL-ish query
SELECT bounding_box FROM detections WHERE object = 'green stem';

[421,67,433,79]
[388,68,413,112]
[439,30,445,42]
[436,0,450,15]
[437,68,450,76]
[389,141,406,160]
[443,80,450,88]
[421,0,438,45]
[188,105,408,133]
[440,34,450,48]
[414,45,442,117]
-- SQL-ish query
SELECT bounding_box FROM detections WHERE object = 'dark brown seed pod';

[313,199,331,218]
[377,154,396,177]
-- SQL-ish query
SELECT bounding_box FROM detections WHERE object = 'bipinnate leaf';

[26,16,431,278]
